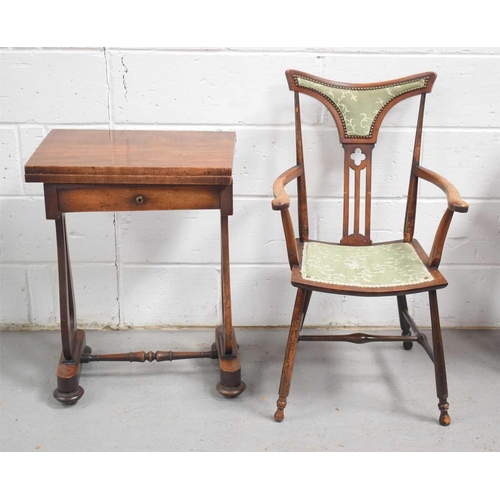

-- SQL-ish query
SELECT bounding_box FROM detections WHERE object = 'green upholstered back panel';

[294,75,428,139]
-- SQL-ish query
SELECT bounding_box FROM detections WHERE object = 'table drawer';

[57,184,221,213]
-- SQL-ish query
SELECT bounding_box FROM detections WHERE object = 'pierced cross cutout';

[350,147,366,166]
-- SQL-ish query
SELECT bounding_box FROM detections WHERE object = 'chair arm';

[415,165,469,213]
[272,165,303,211]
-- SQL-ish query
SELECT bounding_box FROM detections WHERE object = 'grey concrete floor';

[0,328,498,452]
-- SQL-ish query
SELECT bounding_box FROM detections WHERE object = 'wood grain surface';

[25,130,235,183]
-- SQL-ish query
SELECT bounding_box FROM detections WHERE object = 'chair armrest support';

[272,165,303,211]
[415,165,469,213]
[281,209,300,268]
[272,165,303,268]
[428,208,454,268]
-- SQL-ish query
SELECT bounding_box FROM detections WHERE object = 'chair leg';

[397,295,412,350]
[274,288,307,422]
[429,290,451,426]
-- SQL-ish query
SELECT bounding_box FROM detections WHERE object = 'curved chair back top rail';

[286,69,436,143]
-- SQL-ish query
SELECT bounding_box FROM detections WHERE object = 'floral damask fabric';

[302,242,433,288]
[295,76,427,137]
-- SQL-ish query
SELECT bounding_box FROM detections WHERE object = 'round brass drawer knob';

[135,195,145,205]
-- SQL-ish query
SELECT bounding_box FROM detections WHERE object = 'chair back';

[286,70,436,246]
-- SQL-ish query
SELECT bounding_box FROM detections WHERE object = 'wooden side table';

[25,129,246,404]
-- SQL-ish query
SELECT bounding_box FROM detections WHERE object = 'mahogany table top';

[25,130,236,185]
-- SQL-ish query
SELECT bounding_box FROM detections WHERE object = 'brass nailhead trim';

[294,75,429,139]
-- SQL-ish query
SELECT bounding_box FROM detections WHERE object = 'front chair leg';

[275,288,307,422]
[429,290,451,426]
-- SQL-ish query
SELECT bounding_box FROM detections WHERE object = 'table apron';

[50,184,224,216]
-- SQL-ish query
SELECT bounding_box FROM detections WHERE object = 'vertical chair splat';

[340,144,374,246]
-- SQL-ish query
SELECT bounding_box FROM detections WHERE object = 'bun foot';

[216,381,246,398]
[53,386,84,405]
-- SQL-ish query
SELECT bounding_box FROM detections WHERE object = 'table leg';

[53,214,89,404]
[215,214,245,397]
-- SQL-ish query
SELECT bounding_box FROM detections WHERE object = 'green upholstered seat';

[301,242,433,288]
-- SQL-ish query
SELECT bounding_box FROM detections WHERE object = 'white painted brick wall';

[1,47,499,329]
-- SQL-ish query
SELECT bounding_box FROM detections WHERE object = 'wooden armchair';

[272,70,468,425]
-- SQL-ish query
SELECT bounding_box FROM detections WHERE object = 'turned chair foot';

[53,386,84,405]
[274,409,285,422]
[439,411,451,426]
[439,403,451,426]
[274,400,286,422]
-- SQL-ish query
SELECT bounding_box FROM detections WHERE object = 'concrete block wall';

[1,47,499,329]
